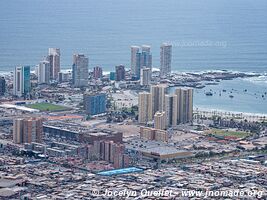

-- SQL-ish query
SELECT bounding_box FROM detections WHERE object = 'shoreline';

[0,68,266,76]
[194,107,267,118]
[1,69,266,116]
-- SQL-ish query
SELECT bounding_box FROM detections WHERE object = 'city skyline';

[0,1,266,199]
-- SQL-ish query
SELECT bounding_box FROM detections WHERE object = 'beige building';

[150,84,167,116]
[154,111,166,130]
[165,94,178,127]
[175,88,193,123]
[13,117,43,144]
[140,126,168,143]
[140,68,151,86]
[154,129,168,142]
[138,92,152,124]
[13,118,24,144]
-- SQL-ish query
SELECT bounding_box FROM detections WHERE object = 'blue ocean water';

[0,0,266,114]
[0,0,267,73]
[193,77,267,114]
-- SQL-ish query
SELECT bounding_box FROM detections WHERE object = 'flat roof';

[97,167,144,176]
[0,104,39,112]
[126,139,194,159]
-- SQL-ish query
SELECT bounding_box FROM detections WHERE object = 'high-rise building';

[0,77,6,96]
[175,88,193,124]
[137,86,194,128]
[131,46,140,78]
[38,60,50,84]
[72,54,89,87]
[154,111,166,130]
[13,118,24,144]
[48,48,60,80]
[140,68,151,86]
[131,45,152,79]
[13,66,31,97]
[13,117,43,144]
[115,65,125,81]
[160,43,172,76]
[138,92,152,124]
[23,118,43,143]
[165,94,178,127]
[84,93,106,115]
[93,66,103,79]
[150,84,167,116]
[141,45,152,70]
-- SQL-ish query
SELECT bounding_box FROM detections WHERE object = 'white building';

[160,43,172,76]
[38,60,50,84]
[72,54,89,87]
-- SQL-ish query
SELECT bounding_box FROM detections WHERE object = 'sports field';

[207,128,251,139]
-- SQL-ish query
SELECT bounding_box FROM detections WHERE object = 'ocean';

[0,0,267,73]
[0,0,266,114]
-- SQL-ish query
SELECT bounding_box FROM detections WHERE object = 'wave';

[243,75,267,85]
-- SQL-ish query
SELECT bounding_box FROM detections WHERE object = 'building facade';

[175,88,193,124]
[154,111,167,130]
[138,92,152,124]
[48,48,60,80]
[0,76,6,96]
[38,60,50,84]
[165,94,178,127]
[115,65,125,81]
[150,84,168,116]
[160,43,172,76]
[72,54,89,87]
[140,68,151,86]
[13,117,43,144]
[13,66,31,97]
[84,93,107,115]
[93,66,103,79]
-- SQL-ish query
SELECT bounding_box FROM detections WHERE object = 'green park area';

[207,128,251,139]
[26,103,71,112]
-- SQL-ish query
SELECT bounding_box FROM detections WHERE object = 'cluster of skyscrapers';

[138,85,193,129]
[130,45,152,80]
[37,48,61,85]
[13,48,61,97]
[131,43,172,81]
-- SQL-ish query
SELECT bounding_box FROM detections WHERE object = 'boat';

[205,92,213,96]
[195,84,205,89]
[229,95,234,98]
